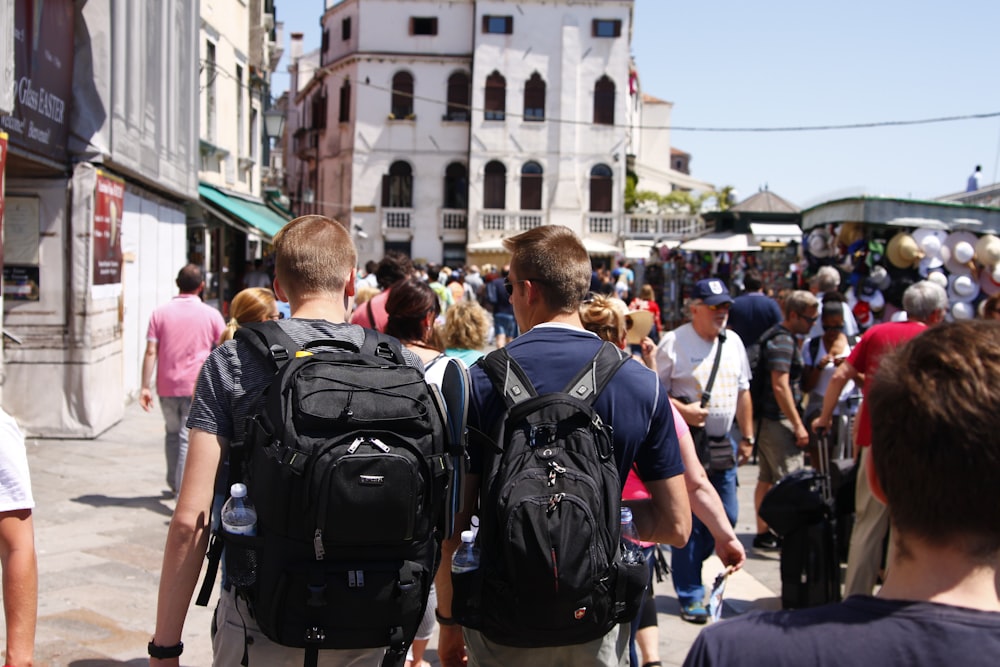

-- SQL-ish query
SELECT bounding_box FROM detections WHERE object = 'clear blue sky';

[274,0,1000,208]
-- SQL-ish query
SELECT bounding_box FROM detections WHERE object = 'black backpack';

[196,322,451,667]
[746,324,785,414]
[451,342,648,647]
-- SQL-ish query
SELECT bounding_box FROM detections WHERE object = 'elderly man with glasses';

[655,278,755,623]
[752,289,820,549]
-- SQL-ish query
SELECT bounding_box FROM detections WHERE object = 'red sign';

[93,171,125,286]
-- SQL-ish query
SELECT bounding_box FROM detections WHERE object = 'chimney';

[290,32,304,62]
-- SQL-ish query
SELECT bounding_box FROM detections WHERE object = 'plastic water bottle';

[221,483,257,536]
[620,507,643,564]
[451,530,480,573]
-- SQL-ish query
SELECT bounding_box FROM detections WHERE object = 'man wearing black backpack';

[150,216,428,666]
[437,225,691,667]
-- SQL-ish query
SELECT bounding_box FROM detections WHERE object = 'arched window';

[520,162,543,210]
[593,75,615,125]
[444,163,468,210]
[484,161,506,209]
[391,71,414,118]
[382,161,413,207]
[446,72,470,121]
[523,72,545,121]
[589,164,613,212]
[485,71,506,121]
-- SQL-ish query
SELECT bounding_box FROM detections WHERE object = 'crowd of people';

[3,218,998,667]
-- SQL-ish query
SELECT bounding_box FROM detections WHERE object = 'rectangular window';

[482,15,513,34]
[322,28,330,53]
[342,17,352,40]
[205,41,216,142]
[236,64,244,156]
[410,17,438,35]
[592,19,622,38]
[339,82,351,123]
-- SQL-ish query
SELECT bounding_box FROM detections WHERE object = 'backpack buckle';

[268,344,289,365]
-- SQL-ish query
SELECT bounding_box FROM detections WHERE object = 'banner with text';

[93,170,124,287]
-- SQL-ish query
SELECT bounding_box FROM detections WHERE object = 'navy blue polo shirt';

[467,325,684,486]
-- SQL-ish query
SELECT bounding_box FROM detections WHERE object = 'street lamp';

[263,106,285,143]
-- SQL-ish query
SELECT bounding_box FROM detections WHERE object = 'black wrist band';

[148,639,184,659]
[435,609,457,626]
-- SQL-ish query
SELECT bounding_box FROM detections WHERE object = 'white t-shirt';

[0,409,34,512]
[655,323,751,439]
[802,336,859,415]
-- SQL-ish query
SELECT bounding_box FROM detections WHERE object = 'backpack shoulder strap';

[561,342,630,407]
[477,347,538,407]
[235,320,300,371]
[358,327,407,363]
[808,335,822,365]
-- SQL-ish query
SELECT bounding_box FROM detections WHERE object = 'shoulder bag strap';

[700,330,727,408]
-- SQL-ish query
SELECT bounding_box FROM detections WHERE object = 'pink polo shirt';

[146,294,226,397]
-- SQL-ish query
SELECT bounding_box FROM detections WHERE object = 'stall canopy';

[199,183,291,240]
[750,223,803,243]
[680,232,762,253]
[467,238,508,253]
[581,238,623,255]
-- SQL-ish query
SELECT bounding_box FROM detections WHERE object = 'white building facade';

[287,0,642,267]
[195,0,288,311]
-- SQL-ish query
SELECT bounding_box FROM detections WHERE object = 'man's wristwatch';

[741,435,755,446]
[148,640,184,659]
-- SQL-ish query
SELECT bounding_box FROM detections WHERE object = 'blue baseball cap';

[691,278,733,306]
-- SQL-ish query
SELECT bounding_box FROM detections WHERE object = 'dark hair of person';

[176,264,204,293]
[385,277,442,348]
[376,250,414,290]
[743,269,763,293]
[868,320,1000,559]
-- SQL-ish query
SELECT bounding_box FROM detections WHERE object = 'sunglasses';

[800,313,820,325]
[504,277,547,296]
[822,324,844,332]
[702,302,731,312]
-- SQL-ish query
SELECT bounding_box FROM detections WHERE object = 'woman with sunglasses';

[802,292,861,462]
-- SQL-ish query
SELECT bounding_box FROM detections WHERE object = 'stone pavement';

[3,406,783,666]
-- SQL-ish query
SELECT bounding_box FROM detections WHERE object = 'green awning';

[199,183,291,239]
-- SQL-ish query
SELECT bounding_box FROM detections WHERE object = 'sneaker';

[680,601,709,624]
[753,531,781,550]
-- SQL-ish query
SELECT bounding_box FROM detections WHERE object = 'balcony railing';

[383,208,412,230]
[587,214,615,235]
[441,209,468,230]
[623,213,706,239]
[477,210,547,233]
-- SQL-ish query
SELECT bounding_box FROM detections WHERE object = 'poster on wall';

[92,170,124,289]
[2,195,40,302]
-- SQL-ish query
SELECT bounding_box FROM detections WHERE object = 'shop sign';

[0,0,75,161]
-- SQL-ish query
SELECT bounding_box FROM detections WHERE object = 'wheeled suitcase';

[759,431,842,609]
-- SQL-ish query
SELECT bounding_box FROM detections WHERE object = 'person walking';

[435,225,690,667]
[753,290,820,549]
[655,278,754,622]
[151,216,424,666]
[140,264,226,496]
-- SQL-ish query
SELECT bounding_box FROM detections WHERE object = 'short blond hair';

[580,294,627,347]
[273,216,356,300]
